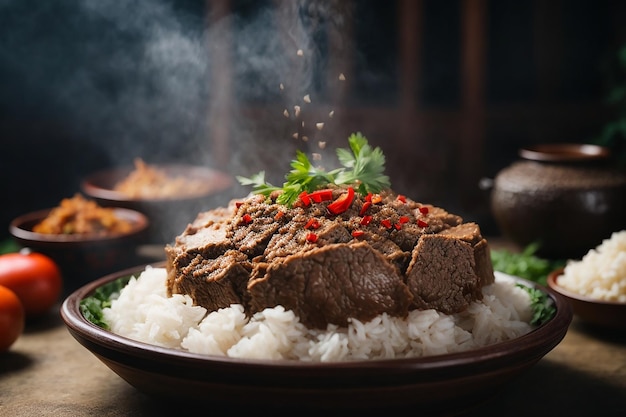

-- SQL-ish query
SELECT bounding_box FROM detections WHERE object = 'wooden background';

[1,0,625,236]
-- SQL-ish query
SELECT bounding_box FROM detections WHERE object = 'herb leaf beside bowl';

[490,242,565,286]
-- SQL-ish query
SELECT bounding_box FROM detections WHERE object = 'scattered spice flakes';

[283,109,290,118]
[292,133,299,139]
[338,73,346,81]
[303,94,311,103]
[318,141,326,149]
[297,49,304,56]
[312,153,321,161]
[302,136,309,142]
[329,110,334,118]
[279,83,284,90]
[294,105,301,117]
[316,122,324,130]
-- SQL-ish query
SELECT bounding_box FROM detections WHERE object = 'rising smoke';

[0,0,349,176]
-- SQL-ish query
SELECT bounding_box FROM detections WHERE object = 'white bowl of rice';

[548,230,626,329]
[60,263,572,414]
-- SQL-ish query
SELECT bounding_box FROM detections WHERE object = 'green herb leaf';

[79,276,128,329]
[517,284,556,326]
[490,243,565,286]
[237,133,391,206]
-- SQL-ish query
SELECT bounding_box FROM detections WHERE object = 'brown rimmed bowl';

[81,164,234,244]
[548,267,626,329]
[9,208,149,294]
[60,268,572,415]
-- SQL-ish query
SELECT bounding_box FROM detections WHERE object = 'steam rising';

[1,0,349,179]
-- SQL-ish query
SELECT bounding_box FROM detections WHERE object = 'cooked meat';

[404,222,494,314]
[248,242,413,328]
[165,186,495,329]
[168,250,252,311]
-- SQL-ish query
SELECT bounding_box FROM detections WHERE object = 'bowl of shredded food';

[9,194,149,292]
[81,159,234,243]
[548,230,626,329]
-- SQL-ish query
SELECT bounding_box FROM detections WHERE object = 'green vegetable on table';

[490,242,565,286]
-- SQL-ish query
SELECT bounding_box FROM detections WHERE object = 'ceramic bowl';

[547,268,626,329]
[81,164,234,244]
[9,208,149,294]
[490,143,626,259]
[60,267,572,415]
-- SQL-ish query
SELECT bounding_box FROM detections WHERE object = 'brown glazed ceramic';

[60,266,572,415]
[9,208,149,294]
[548,268,626,329]
[491,144,626,259]
[81,164,234,244]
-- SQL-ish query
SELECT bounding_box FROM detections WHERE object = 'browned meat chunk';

[247,242,413,329]
[405,226,494,314]
[168,250,252,311]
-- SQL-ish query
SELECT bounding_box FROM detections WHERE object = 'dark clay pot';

[490,144,626,259]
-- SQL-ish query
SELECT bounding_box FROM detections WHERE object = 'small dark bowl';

[9,208,149,294]
[61,268,572,415]
[81,164,234,244]
[548,268,626,329]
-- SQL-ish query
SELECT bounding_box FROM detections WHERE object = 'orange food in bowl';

[33,194,133,236]
[113,158,214,199]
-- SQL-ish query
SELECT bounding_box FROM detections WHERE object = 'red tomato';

[0,251,63,318]
[0,285,25,351]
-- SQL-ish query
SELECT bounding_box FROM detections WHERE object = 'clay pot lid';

[519,143,610,163]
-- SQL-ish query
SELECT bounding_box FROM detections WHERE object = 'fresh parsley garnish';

[491,242,565,286]
[80,276,127,329]
[236,132,391,206]
[518,284,556,326]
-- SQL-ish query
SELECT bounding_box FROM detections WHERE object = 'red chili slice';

[306,232,318,243]
[417,219,429,228]
[274,211,285,220]
[359,201,372,216]
[242,214,253,224]
[299,191,311,206]
[381,219,392,229]
[397,194,407,203]
[399,216,410,224]
[309,189,334,203]
[351,230,365,238]
[419,206,429,214]
[327,187,355,215]
[304,218,320,230]
[360,215,373,226]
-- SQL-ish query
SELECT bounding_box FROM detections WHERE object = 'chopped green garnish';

[491,242,565,286]
[518,284,556,326]
[237,132,391,206]
[80,276,128,329]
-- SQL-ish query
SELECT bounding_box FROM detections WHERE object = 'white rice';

[559,230,626,302]
[103,267,534,362]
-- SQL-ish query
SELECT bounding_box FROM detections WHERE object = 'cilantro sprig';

[237,132,391,206]
[518,285,556,326]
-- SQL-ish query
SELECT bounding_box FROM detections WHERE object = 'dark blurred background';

[2,0,626,239]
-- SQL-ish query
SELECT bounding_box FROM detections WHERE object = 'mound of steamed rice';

[559,230,626,303]
[102,267,534,362]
